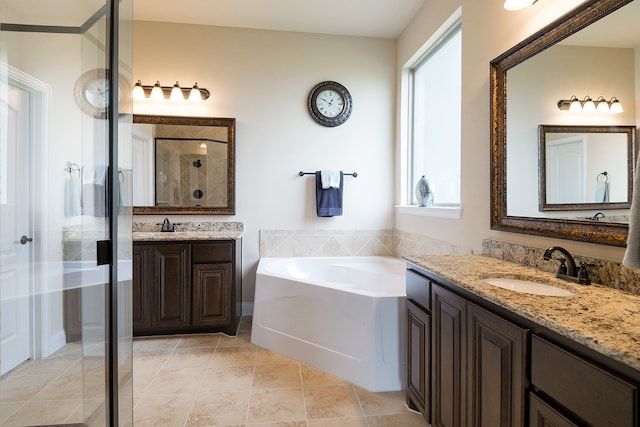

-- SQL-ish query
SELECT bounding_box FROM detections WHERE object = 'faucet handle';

[556,258,568,275]
[577,261,594,285]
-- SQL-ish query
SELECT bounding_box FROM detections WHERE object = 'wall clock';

[74,68,130,119]
[307,81,352,127]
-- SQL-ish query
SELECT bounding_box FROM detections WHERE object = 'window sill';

[395,205,462,219]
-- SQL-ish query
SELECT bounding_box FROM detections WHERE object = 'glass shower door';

[0,0,132,425]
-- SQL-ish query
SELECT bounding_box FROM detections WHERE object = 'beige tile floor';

[132,317,429,427]
[0,317,429,426]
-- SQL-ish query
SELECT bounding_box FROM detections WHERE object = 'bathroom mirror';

[132,115,235,215]
[538,125,635,211]
[490,0,637,247]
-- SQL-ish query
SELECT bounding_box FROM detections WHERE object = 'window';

[408,22,461,208]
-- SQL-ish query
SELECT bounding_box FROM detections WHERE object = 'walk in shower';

[0,0,133,425]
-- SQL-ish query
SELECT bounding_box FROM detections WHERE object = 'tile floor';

[132,317,429,427]
[0,317,429,426]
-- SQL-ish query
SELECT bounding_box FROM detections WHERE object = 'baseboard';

[47,328,67,357]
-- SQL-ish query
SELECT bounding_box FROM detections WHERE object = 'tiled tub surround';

[482,238,640,295]
[259,229,474,258]
[404,254,640,373]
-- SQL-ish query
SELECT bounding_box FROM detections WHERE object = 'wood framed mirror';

[490,0,636,247]
[132,115,235,215]
[538,124,635,212]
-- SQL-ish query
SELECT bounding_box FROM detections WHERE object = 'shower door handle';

[20,235,33,245]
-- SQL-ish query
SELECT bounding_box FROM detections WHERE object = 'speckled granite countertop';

[404,254,640,373]
[133,231,242,241]
[132,221,243,241]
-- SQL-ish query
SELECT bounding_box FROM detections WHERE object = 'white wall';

[395,0,628,262]
[133,22,397,303]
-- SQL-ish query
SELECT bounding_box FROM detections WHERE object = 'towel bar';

[299,171,358,177]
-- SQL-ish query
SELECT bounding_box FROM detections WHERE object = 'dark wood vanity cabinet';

[406,270,432,421]
[407,264,639,427]
[467,302,527,427]
[431,283,467,427]
[429,281,528,427]
[133,240,241,336]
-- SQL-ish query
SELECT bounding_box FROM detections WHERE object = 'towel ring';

[597,171,608,183]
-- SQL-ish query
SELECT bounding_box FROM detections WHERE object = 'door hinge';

[97,240,113,265]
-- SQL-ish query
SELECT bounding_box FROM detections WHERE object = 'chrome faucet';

[542,246,591,285]
[161,217,174,232]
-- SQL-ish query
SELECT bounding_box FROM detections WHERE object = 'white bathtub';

[251,256,407,392]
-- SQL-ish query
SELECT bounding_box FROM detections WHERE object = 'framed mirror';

[490,0,637,247]
[538,125,635,212]
[132,115,235,215]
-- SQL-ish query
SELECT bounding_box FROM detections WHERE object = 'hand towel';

[320,169,341,189]
[82,165,107,216]
[624,155,640,268]
[594,181,609,202]
[64,175,82,217]
[316,171,343,217]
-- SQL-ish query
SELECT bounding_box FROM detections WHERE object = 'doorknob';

[20,235,33,245]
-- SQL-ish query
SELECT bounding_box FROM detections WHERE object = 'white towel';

[64,175,82,217]
[594,181,609,202]
[623,155,640,268]
[82,165,107,185]
[320,169,341,189]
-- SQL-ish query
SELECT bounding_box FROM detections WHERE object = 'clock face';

[74,68,130,119]
[315,89,345,118]
[308,81,352,127]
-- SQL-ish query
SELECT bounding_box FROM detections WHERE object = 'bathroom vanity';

[405,255,640,427]
[132,231,242,336]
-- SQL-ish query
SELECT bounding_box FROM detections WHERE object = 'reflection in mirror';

[132,115,235,215]
[538,125,635,213]
[491,0,636,246]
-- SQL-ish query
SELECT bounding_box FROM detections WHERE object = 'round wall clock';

[307,81,352,127]
[74,68,130,119]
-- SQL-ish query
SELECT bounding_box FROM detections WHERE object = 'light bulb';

[170,81,183,101]
[595,96,609,112]
[609,97,624,114]
[150,81,164,100]
[132,80,145,100]
[582,96,596,112]
[189,83,202,102]
[569,96,582,112]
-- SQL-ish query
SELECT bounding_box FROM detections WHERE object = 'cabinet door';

[467,303,528,427]
[192,263,233,329]
[529,393,580,427]
[432,284,467,427]
[407,299,430,422]
[132,244,153,332]
[154,243,191,330]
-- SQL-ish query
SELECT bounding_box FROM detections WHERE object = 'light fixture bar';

[557,95,623,113]
[132,80,211,101]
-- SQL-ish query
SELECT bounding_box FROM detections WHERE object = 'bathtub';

[251,256,407,392]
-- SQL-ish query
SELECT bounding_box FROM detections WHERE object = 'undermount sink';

[483,278,575,296]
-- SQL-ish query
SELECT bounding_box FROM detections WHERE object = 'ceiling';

[133,0,426,39]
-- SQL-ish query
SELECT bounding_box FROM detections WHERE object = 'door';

[546,136,586,204]
[0,82,32,375]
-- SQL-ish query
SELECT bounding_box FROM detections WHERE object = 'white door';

[546,136,586,204]
[0,83,32,375]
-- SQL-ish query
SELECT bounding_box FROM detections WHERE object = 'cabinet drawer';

[192,242,233,263]
[406,269,430,310]
[531,335,637,427]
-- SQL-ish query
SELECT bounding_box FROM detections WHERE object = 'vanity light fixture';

[557,95,623,114]
[504,0,537,11]
[132,80,211,102]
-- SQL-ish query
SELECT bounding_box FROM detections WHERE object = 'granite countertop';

[404,254,640,372]
[133,231,242,241]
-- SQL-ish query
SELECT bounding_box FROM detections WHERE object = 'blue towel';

[316,171,343,217]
